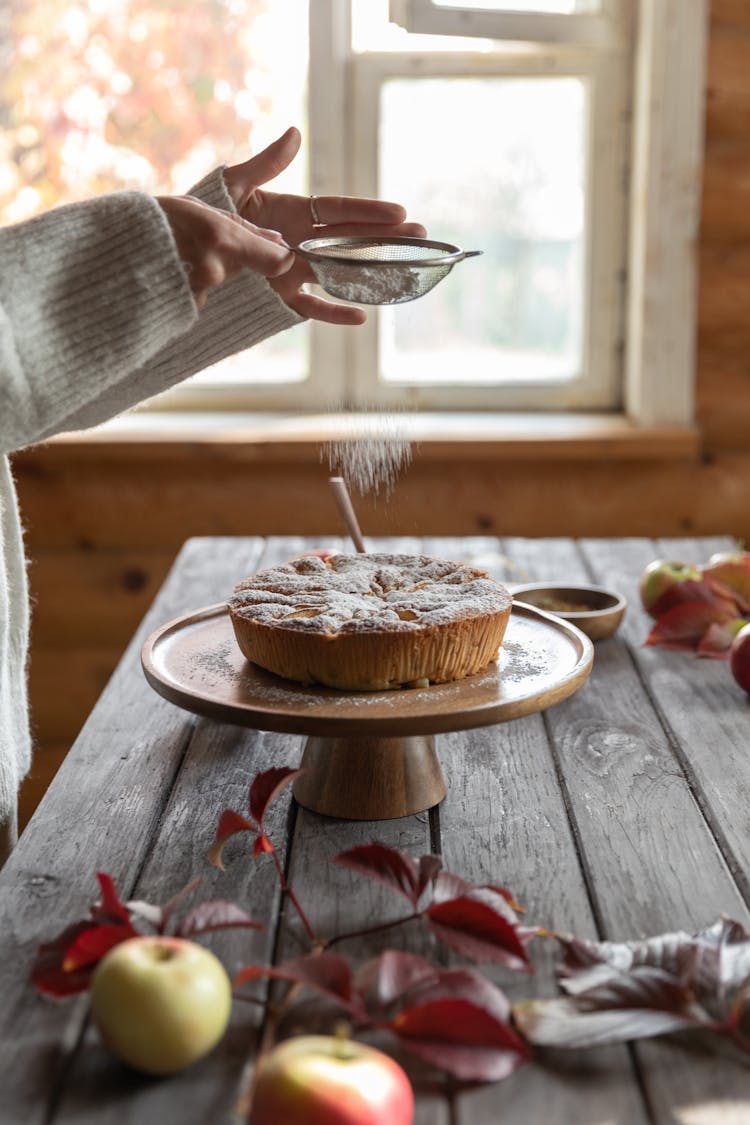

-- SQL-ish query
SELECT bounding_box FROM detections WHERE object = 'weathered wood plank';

[534,534,748,935]
[582,536,750,893]
[539,536,750,1114]
[0,537,267,1124]
[699,244,750,332]
[696,343,750,451]
[711,0,750,29]
[421,537,649,1123]
[19,742,71,832]
[707,22,750,98]
[700,141,750,242]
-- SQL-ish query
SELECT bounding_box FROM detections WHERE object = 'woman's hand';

[157,194,294,308]
[223,126,426,323]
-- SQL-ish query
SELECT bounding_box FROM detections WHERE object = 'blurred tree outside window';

[0,0,309,390]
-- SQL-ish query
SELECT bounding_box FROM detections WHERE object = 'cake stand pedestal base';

[294,734,447,820]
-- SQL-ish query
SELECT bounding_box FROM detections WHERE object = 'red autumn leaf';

[696,618,748,659]
[334,843,421,907]
[31,873,142,996]
[30,871,262,999]
[486,885,526,913]
[645,601,737,651]
[648,577,739,620]
[249,767,302,827]
[431,870,524,913]
[702,556,750,611]
[177,900,263,937]
[235,952,364,1016]
[62,922,137,972]
[390,977,532,1082]
[208,808,257,871]
[125,899,163,929]
[513,981,705,1049]
[397,967,515,1023]
[431,870,473,902]
[570,967,705,1020]
[417,855,443,898]
[127,877,203,934]
[426,891,531,971]
[558,916,750,1012]
[253,833,274,857]
[516,915,750,1048]
[355,950,441,1010]
[93,872,132,926]
[31,922,105,997]
[151,877,203,934]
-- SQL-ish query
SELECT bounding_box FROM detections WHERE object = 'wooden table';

[2,535,750,1124]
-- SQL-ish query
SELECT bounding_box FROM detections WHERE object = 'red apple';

[702,551,750,611]
[639,559,702,615]
[730,623,750,694]
[249,1033,414,1125]
[89,936,232,1075]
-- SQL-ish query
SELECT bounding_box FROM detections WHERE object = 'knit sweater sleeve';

[0,167,302,454]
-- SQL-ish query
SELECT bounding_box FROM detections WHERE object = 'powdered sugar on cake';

[228,553,510,635]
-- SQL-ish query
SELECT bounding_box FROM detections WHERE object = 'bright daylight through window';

[0,0,633,411]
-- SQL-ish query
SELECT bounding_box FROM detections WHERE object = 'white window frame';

[304,0,632,413]
[306,0,708,425]
[166,0,707,428]
[388,0,626,48]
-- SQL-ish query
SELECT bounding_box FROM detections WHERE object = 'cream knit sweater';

[0,167,301,826]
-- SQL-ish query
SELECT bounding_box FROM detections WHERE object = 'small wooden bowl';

[510,583,627,641]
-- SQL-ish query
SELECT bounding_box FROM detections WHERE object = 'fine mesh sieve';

[294,236,482,305]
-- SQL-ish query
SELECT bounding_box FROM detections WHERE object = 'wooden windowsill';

[40,412,702,463]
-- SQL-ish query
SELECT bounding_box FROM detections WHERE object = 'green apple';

[89,935,232,1075]
[249,1033,414,1125]
[639,559,701,614]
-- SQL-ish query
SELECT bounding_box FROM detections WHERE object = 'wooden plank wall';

[9,0,750,828]
[699,0,750,449]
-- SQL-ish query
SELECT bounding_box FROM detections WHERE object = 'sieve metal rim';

[294,236,471,269]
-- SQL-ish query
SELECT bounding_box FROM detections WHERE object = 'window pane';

[378,76,586,385]
[432,1,599,12]
[0,0,309,385]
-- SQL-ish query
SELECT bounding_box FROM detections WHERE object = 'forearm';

[0,190,196,454]
[25,167,302,443]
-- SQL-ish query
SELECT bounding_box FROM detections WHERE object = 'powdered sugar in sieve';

[295,236,481,305]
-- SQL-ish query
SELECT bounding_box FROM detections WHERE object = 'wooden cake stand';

[142,604,593,821]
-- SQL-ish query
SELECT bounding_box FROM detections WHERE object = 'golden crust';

[228,553,512,691]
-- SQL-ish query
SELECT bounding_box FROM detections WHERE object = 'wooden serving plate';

[142,604,593,820]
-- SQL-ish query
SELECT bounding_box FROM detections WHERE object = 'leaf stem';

[269,843,317,943]
[326,911,421,948]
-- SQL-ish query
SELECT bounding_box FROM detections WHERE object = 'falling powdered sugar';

[323,412,412,498]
